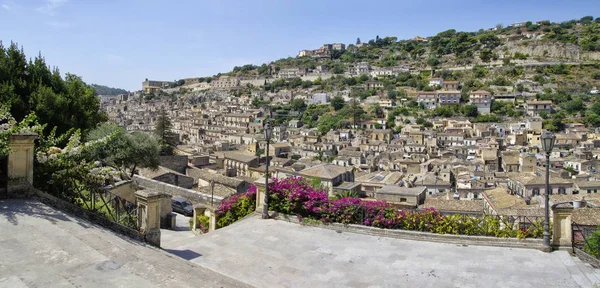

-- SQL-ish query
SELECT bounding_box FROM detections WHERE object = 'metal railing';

[573,222,600,258]
[354,208,544,237]
[51,177,139,230]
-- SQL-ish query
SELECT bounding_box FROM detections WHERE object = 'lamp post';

[262,122,273,219]
[541,129,556,252]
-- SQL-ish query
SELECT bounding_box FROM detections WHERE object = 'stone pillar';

[552,204,574,250]
[135,189,163,247]
[8,133,38,184]
[159,193,173,229]
[206,208,216,232]
[255,185,265,212]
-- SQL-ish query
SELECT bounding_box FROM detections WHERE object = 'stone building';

[211,76,240,89]
[469,90,492,114]
[223,152,259,177]
[142,79,173,93]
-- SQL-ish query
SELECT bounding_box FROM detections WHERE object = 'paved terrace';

[0,199,250,288]
[163,215,600,288]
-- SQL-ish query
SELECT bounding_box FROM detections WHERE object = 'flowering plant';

[263,177,542,239]
[215,188,257,229]
[0,106,44,157]
[34,128,124,198]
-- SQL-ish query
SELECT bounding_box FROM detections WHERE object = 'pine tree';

[356,37,361,45]
[154,107,175,155]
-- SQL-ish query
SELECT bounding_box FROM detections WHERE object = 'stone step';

[572,255,600,286]
[557,252,595,288]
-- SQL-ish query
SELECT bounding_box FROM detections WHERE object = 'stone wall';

[503,41,600,61]
[105,180,137,203]
[159,155,188,174]
[276,214,545,250]
[153,173,194,189]
[574,247,600,268]
[134,175,223,205]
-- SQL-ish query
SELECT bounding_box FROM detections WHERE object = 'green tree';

[581,16,594,25]
[370,103,384,118]
[154,108,175,155]
[333,64,345,74]
[0,42,105,136]
[480,49,493,62]
[291,98,307,111]
[331,96,345,111]
[88,123,160,177]
[563,98,585,114]
[427,57,441,68]
[387,90,398,100]
[461,104,479,117]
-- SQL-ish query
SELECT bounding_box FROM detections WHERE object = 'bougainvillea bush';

[264,177,543,239]
[216,187,257,229]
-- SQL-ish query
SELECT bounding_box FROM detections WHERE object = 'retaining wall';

[275,214,545,250]
[133,175,223,205]
[574,247,600,268]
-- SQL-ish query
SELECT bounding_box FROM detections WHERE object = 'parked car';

[171,197,193,216]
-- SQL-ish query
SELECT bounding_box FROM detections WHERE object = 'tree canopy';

[0,42,106,135]
[88,122,160,177]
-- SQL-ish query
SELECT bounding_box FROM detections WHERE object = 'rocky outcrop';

[502,41,600,61]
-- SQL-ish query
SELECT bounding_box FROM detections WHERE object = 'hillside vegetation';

[221,16,600,78]
[91,84,129,96]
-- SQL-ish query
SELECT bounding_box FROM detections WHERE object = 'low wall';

[133,175,223,205]
[159,155,188,174]
[31,187,144,242]
[275,214,545,250]
[574,247,600,268]
[105,180,137,203]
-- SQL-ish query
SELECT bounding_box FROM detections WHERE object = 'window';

[558,188,566,195]
[532,189,540,196]
[400,198,407,202]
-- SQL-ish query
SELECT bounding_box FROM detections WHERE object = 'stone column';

[552,204,574,250]
[205,208,217,232]
[6,133,38,198]
[8,133,38,184]
[255,185,264,212]
[135,189,163,247]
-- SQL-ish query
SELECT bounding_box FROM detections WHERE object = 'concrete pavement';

[0,199,251,288]
[163,214,600,288]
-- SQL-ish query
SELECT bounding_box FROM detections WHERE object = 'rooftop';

[377,185,425,196]
[421,198,484,213]
[297,164,350,179]
[484,187,529,209]
[223,152,258,163]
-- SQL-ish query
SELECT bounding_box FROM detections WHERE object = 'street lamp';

[541,129,556,252]
[262,122,273,219]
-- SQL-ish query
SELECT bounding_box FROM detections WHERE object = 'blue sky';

[0,0,598,91]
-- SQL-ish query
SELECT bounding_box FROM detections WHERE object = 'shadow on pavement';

[164,249,203,260]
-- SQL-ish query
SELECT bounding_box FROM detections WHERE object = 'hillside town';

[5,8,600,287]
[97,17,600,224]
[101,61,600,225]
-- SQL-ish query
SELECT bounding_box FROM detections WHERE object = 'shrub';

[215,188,257,228]
[189,215,210,233]
[584,226,600,257]
[262,177,541,239]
